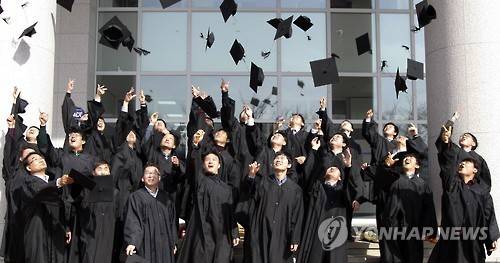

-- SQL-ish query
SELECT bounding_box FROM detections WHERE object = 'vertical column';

[426,0,500,259]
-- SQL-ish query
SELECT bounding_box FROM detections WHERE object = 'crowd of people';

[1,79,498,263]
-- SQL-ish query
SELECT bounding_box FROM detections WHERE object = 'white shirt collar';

[145,186,159,198]
[34,174,49,183]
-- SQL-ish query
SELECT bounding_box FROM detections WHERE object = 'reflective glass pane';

[141,12,187,71]
[192,0,276,8]
[332,77,375,120]
[96,75,136,118]
[190,76,278,120]
[143,0,187,8]
[416,80,426,120]
[331,0,373,9]
[97,12,137,71]
[282,13,326,72]
[417,124,428,143]
[381,77,412,120]
[281,77,328,121]
[99,0,137,7]
[380,14,410,73]
[141,76,188,122]
[282,0,325,8]
[331,13,376,72]
[191,12,277,72]
[379,0,409,9]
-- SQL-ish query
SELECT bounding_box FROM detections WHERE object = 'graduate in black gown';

[21,152,74,263]
[428,126,499,263]
[435,112,491,190]
[124,164,178,263]
[298,137,351,263]
[76,161,116,263]
[380,152,436,263]
[178,130,239,263]
[246,152,304,263]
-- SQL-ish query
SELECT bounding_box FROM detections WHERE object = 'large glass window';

[380,77,413,120]
[141,12,188,71]
[191,12,277,72]
[331,0,374,9]
[140,76,188,122]
[332,77,375,120]
[331,13,376,73]
[96,75,136,118]
[281,77,328,121]
[380,14,411,73]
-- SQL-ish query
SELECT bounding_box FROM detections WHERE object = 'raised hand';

[408,123,418,137]
[12,86,20,102]
[150,112,159,125]
[125,245,136,256]
[319,97,327,111]
[313,118,322,130]
[342,147,352,167]
[248,162,261,177]
[441,125,452,143]
[66,79,75,94]
[295,156,306,165]
[96,84,107,96]
[220,79,230,93]
[39,112,49,127]
[191,85,201,98]
[311,137,321,150]
[451,111,460,123]
[193,130,205,146]
[366,109,374,119]
[124,88,136,103]
[171,156,180,167]
[139,90,146,105]
[7,114,15,128]
[384,152,399,167]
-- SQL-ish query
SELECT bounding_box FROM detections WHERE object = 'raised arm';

[37,112,63,168]
[361,109,381,148]
[62,79,77,134]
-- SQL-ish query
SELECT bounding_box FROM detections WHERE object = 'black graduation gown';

[83,100,115,163]
[247,174,304,263]
[123,188,177,263]
[22,174,67,263]
[255,147,299,183]
[298,148,349,263]
[429,137,499,263]
[178,146,237,263]
[75,177,116,263]
[381,172,437,263]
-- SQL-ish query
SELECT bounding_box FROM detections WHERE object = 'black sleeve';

[37,126,63,168]
[362,119,381,149]
[62,93,76,135]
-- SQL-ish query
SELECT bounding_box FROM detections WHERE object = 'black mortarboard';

[133,47,150,56]
[206,28,215,49]
[14,96,29,114]
[394,68,408,99]
[120,254,149,263]
[57,0,75,12]
[406,59,424,80]
[159,0,181,9]
[416,0,436,29]
[310,57,340,87]
[18,22,37,39]
[86,176,114,202]
[250,62,264,93]
[267,18,283,29]
[355,33,371,56]
[250,97,260,107]
[220,0,237,23]
[0,4,3,15]
[293,15,313,32]
[122,36,135,52]
[69,169,96,190]
[229,39,245,65]
[297,79,305,89]
[98,16,131,50]
[274,15,293,40]
[263,98,271,105]
[272,86,278,95]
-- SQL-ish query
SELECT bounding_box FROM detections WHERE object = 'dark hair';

[292,113,305,124]
[94,160,110,170]
[403,152,422,167]
[383,122,399,137]
[268,130,288,147]
[19,145,38,161]
[274,151,293,165]
[68,127,87,141]
[329,132,348,150]
[461,157,480,170]
[144,162,161,174]
[463,132,478,150]
[202,150,222,163]
[27,126,40,131]
[157,119,167,127]
[22,152,43,168]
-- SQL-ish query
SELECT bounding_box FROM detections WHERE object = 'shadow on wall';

[13,39,30,66]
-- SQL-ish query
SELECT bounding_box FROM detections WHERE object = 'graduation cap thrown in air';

[18,22,38,39]
[250,62,264,93]
[310,56,340,87]
[159,0,181,9]
[355,33,371,56]
[272,86,278,95]
[57,0,75,12]
[220,0,237,23]
[406,58,424,80]
[274,15,293,40]
[415,0,436,29]
[205,28,215,49]
[133,47,150,56]
[394,68,408,99]
[69,169,96,190]
[250,97,260,107]
[293,15,313,32]
[229,39,245,65]
[98,16,132,50]
[267,18,283,29]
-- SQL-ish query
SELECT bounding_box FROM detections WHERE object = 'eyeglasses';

[27,156,44,165]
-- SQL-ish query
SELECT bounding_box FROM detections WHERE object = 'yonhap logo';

[317,216,348,250]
